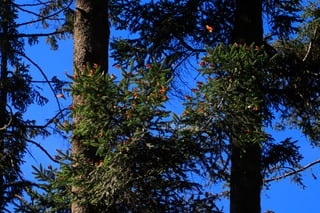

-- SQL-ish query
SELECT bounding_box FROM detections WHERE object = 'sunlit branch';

[0,104,13,130]
[303,27,318,62]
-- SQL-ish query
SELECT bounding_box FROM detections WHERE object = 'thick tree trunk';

[231,0,263,45]
[230,142,262,213]
[230,1,263,213]
[72,0,109,212]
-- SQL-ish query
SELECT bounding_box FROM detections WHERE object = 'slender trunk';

[72,0,109,212]
[230,1,263,213]
[0,0,10,209]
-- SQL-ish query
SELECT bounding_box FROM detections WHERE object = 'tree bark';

[72,0,109,212]
[230,141,262,213]
[230,1,263,213]
[0,0,10,209]
[231,0,263,45]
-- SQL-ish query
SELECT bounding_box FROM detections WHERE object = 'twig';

[264,159,320,183]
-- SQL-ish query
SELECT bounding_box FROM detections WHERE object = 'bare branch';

[25,138,59,164]
[30,80,70,84]
[264,159,320,183]
[15,51,63,112]
[176,36,206,53]
[26,107,68,129]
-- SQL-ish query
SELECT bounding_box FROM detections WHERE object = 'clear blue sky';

[17,2,320,212]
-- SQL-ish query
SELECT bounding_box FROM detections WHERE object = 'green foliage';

[0,1,52,210]
[110,0,234,66]
[14,163,71,213]
[39,0,74,50]
[14,1,320,212]
[0,0,73,211]
[67,62,215,211]
[180,43,307,185]
[23,61,222,212]
[270,1,320,144]
[183,44,272,145]
[110,0,302,67]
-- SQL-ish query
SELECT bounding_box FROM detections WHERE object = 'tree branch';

[15,51,63,112]
[4,180,39,188]
[14,30,67,38]
[264,159,320,183]
[303,27,318,62]
[25,138,60,164]
[11,0,73,28]
[14,193,35,211]
[0,104,13,131]
[13,1,55,7]
[26,107,67,129]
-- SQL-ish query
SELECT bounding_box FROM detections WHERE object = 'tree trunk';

[231,0,263,45]
[230,142,262,213]
[72,0,109,212]
[0,0,10,209]
[230,1,263,213]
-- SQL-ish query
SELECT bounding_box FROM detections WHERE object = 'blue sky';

[15,2,320,212]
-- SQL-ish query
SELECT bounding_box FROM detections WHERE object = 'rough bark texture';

[230,1,263,213]
[72,0,109,212]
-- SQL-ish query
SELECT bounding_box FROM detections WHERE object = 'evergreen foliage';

[110,0,302,67]
[0,1,46,210]
[22,62,223,212]
[7,0,320,212]
[0,0,72,211]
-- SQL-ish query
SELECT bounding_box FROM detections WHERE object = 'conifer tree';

[16,1,320,212]
[70,1,213,212]
[0,0,72,211]
[111,0,319,212]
